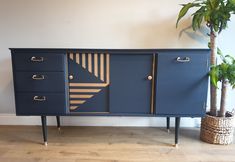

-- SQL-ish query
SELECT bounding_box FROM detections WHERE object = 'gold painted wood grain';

[69,53,74,60]
[70,100,86,104]
[151,54,156,114]
[76,53,80,64]
[69,89,101,93]
[69,95,93,98]
[94,53,98,77]
[69,83,108,87]
[69,106,78,110]
[82,53,86,68]
[100,53,104,81]
[106,54,110,84]
[88,53,92,73]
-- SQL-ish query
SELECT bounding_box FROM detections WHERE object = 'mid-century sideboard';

[10,48,210,146]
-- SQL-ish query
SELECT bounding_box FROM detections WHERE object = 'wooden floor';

[0,126,234,162]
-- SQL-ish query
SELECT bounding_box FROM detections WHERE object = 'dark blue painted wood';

[15,93,66,115]
[155,50,210,117]
[109,54,152,114]
[12,53,65,71]
[11,48,210,117]
[14,72,65,92]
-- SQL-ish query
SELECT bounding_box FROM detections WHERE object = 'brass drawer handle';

[31,56,44,62]
[32,74,45,80]
[176,57,190,63]
[33,96,46,101]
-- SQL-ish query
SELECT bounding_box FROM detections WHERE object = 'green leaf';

[176,3,200,27]
[229,0,235,5]
[192,14,199,30]
[210,66,219,88]
[209,0,220,9]
[217,47,222,55]
[191,6,206,30]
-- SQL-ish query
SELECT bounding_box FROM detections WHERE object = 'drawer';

[14,72,66,92]
[12,53,65,71]
[15,93,66,115]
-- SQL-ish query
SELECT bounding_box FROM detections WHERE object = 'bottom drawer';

[15,93,67,115]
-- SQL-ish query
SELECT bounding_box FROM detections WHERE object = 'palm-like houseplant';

[176,0,235,144]
[176,0,235,117]
[210,50,235,116]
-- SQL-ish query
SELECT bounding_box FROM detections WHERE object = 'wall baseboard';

[0,114,201,127]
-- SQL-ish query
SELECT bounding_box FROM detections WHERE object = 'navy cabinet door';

[68,52,110,113]
[155,50,210,117]
[109,54,153,114]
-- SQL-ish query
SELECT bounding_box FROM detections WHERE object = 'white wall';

[0,0,234,127]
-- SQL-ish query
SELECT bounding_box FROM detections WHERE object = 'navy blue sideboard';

[10,48,210,146]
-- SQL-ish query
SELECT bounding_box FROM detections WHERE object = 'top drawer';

[12,53,66,71]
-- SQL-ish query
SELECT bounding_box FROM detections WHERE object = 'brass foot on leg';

[44,142,48,146]
[167,129,170,133]
[174,144,178,148]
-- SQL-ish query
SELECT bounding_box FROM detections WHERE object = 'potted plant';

[200,50,235,144]
[176,0,235,144]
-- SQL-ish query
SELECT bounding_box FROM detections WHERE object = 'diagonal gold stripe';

[76,53,80,64]
[70,100,86,104]
[106,54,110,84]
[70,95,93,98]
[70,106,78,110]
[69,53,73,60]
[94,53,98,77]
[100,53,104,81]
[82,53,86,68]
[69,83,108,87]
[88,53,92,73]
[69,89,101,93]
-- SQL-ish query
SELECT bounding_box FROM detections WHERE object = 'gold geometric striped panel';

[68,53,110,111]
[69,53,110,83]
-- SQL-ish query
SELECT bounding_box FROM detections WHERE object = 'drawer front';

[15,93,66,115]
[12,53,65,71]
[14,72,66,92]
[155,50,210,116]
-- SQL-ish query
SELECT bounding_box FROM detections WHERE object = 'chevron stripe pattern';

[68,52,110,111]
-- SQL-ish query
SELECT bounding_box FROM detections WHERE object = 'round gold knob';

[147,75,153,80]
[69,75,74,80]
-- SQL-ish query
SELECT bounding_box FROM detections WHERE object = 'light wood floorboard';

[0,126,234,162]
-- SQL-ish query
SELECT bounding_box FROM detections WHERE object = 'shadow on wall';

[129,16,209,48]
[0,57,15,114]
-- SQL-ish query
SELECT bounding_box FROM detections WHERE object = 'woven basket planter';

[200,112,235,145]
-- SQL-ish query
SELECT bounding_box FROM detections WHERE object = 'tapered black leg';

[175,117,181,147]
[166,117,170,133]
[56,116,61,131]
[41,115,48,146]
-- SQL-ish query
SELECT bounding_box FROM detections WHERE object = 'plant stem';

[219,79,228,117]
[210,30,218,116]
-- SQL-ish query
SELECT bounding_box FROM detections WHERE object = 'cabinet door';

[155,50,209,117]
[68,52,109,113]
[109,54,153,114]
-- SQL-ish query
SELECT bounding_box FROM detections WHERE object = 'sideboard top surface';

[9,48,210,54]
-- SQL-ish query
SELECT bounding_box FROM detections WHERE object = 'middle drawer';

[14,72,66,92]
